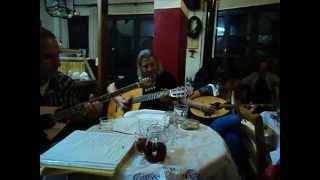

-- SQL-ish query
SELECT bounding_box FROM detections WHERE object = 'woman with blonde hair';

[107,49,177,111]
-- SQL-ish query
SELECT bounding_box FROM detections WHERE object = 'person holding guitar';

[241,53,280,110]
[40,28,103,153]
[107,49,177,112]
[183,77,248,176]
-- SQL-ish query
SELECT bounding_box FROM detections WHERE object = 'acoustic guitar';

[190,96,276,120]
[40,78,153,140]
[107,87,187,118]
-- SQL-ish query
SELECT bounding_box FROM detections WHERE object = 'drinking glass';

[99,116,113,132]
[144,124,167,163]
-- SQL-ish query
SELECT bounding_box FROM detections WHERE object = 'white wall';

[109,3,153,15]
[184,0,207,82]
[40,0,60,41]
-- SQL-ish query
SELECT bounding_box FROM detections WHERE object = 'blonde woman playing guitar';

[107,49,177,112]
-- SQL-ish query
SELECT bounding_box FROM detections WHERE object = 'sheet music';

[40,130,135,171]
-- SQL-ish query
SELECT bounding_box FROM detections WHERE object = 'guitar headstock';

[169,86,188,98]
[139,78,155,89]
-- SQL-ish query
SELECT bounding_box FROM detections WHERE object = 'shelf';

[60,57,90,61]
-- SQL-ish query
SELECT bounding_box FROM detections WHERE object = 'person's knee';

[227,114,241,125]
[224,132,241,155]
[210,115,241,131]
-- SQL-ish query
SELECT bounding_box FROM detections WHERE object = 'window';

[68,16,89,55]
[108,15,154,82]
[214,4,280,77]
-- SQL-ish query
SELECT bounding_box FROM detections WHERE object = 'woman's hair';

[136,49,163,80]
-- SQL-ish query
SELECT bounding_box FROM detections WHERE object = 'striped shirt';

[40,72,79,108]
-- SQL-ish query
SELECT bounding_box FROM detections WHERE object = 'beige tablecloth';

[43,109,240,180]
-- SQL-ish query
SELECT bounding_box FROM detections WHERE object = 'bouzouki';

[107,87,187,118]
[190,96,276,120]
[40,78,153,140]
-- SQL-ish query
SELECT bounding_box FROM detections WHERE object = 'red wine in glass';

[144,141,167,163]
[136,138,147,153]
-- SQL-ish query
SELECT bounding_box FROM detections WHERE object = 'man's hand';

[84,94,103,120]
[201,104,216,113]
[114,96,130,111]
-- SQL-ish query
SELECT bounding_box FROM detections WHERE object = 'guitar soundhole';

[204,111,213,116]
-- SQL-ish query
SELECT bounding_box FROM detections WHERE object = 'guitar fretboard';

[50,82,143,122]
[131,91,168,104]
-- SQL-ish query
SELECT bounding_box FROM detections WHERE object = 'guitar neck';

[51,82,143,122]
[50,103,86,122]
[90,82,142,103]
[219,103,275,108]
[131,91,168,104]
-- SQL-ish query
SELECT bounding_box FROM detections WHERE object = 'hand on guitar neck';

[40,94,103,127]
[113,96,131,112]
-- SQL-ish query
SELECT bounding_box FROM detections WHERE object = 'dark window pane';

[228,36,247,55]
[258,12,280,34]
[215,36,225,56]
[229,15,247,36]
[139,38,153,50]
[258,34,273,45]
[216,17,225,36]
[140,19,154,36]
[68,16,89,53]
[116,20,134,36]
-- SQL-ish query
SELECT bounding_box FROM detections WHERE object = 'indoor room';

[40,0,280,179]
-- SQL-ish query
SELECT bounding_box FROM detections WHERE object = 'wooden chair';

[237,106,270,180]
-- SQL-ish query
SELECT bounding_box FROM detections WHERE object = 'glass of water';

[173,104,188,127]
[99,116,114,132]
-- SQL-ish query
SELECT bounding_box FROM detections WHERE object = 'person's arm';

[62,79,102,121]
[187,85,216,112]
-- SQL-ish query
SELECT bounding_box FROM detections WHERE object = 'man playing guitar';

[40,28,103,153]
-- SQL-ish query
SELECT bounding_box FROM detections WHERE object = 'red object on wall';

[153,8,187,85]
